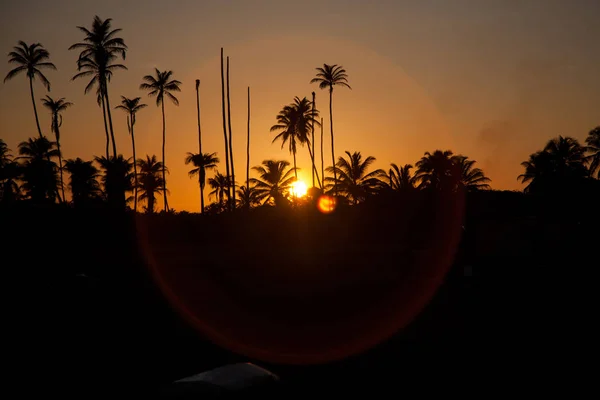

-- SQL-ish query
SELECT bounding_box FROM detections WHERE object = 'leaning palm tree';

[310,64,351,195]
[136,155,166,214]
[70,16,127,157]
[64,158,102,207]
[140,68,181,212]
[387,163,416,192]
[250,160,296,206]
[185,152,219,213]
[270,96,321,185]
[41,96,73,202]
[4,41,56,138]
[585,126,600,178]
[325,151,386,205]
[452,155,491,191]
[115,96,147,211]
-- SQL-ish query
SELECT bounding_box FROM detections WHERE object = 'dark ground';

[2,190,597,396]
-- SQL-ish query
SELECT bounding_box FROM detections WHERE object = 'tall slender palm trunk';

[104,85,118,158]
[29,77,43,138]
[320,117,324,185]
[226,57,236,210]
[329,88,337,195]
[101,95,110,159]
[246,86,250,191]
[130,115,138,212]
[311,91,316,188]
[220,48,231,208]
[56,129,66,202]
[196,79,205,214]
[161,101,168,212]
[306,141,321,188]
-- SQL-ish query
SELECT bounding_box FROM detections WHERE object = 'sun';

[290,180,308,198]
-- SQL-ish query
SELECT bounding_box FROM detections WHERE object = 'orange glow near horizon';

[290,180,308,198]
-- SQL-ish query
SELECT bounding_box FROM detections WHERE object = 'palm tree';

[41,96,73,202]
[387,163,416,192]
[17,137,60,203]
[414,150,459,191]
[185,152,219,213]
[115,96,147,211]
[64,158,102,207]
[226,56,236,209]
[585,126,600,178]
[270,97,321,185]
[136,155,166,214]
[325,151,385,204]
[0,140,21,203]
[219,48,231,208]
[236,185,260,210]
[453,155,491,191]
[140,68,181,212]
[95,155,133,210]
[311,64,351,195]
[70,16,127,157]
[208,171,231,211]
[518,136,588,193]
[250,160,296,206]
[246,87,251,193]
[4,41,56,138]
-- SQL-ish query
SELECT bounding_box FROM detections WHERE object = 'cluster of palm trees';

[2,15,599,213]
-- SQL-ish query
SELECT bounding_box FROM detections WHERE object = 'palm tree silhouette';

[325,151,385,204]
[64,158,102,207]
[115,96,147,212]
[453,155,491,191]
[70,16,127,158]
[387,163,416,192]
[4,41,56,138]
[140,68,181,212]
[208,171,231,211]
[311,64,351,195]
[136,155,166,214]
[250,160,296,206]
[414,150,459,191]
[585,126,600,178]
[519,136,588,193]
[0,140,21,203]
[219,49,231,209]
[17,137,60,203]
[41,96,73,202]
[236,185,259,210]
[270,97,321,185]
[185,152,219,213]
[95,155,133,210]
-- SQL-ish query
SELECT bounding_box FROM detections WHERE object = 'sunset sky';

[1,0,598,212]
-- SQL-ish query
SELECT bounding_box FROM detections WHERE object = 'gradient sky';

[1,0,599,211]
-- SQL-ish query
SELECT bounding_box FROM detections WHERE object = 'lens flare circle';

[317,195,337,214]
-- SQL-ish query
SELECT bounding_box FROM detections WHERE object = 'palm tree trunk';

[220,48,231,209]
[101,95,110,160]
[329,88,337,195]
[320,117,324,187]
[311,91,316,188]
[246,86,250,191]
[226,56,236,211]
[56,128,66,202]
[103,87,118,158]
[131,116,138,212]
[29,77,43,138]
[306,143,322,188]
[196,79,204,214]
[161,101,168,212]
